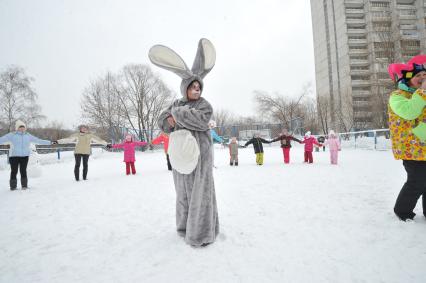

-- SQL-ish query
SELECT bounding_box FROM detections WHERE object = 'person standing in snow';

[244,133,272,165]
[388,55,426,221]
[57,125,107,181]
[0,120,52,190]
[151,132,172,171]
[324,130,341,165]
[228,137,239,166]
[108,134,147,175]
[301,131,322,164]
[271,129,302,164]
[149,38,219,246]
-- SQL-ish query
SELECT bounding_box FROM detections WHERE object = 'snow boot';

[10,179,17,191]
[235,162,238,166]
[230,161,233,166]
[21,178,28,189]
[74,169,79,181]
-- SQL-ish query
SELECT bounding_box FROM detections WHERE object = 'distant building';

[310,0,426,130]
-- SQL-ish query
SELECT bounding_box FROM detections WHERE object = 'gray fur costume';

[149,38,219,246]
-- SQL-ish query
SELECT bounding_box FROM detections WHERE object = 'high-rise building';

[310,0,426,130]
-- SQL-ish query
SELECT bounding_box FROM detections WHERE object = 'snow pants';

[166,154,172,171]
[330,150,338,165]
[126,162,136,175]
[304,151,313,163]
[74,154,89,180]
[256,153,264,165]
[9,156,29,180]
[282,147,290,164]
[230,154,238,165]
[394,160,426,220]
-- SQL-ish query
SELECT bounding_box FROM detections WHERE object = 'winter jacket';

[58,132,107,155]
[151,133,169,153]
[325,137,341,151]
[271,134,302,148]
[388,82,426,161]
[229,142,238,155]
[301,136,320,152]
[244,137,270,153]
[0,132,50,157]
[112,141,147,162]
[210,129,223,143]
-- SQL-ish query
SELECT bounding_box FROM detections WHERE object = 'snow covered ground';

[1,144,425,283]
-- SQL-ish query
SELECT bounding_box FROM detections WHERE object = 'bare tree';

[81,72,125,142]
[0,66,44,131]
[119,64,173,142]
[213,108,235,126]
[253,83,313,132]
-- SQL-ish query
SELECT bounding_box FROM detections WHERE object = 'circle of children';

[1,40,425,247]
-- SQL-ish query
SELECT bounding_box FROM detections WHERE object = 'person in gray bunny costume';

[149,38,219,247]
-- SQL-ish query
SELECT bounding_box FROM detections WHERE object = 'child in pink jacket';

[301,131,322,163]
[324,130,341,165]
[111,134,147,175]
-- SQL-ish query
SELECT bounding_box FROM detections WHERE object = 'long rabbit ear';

[148,45,192,79]
[191,38,216,79]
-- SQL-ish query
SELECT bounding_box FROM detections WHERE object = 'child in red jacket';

[301,131,322,163]
[110,134,147,175]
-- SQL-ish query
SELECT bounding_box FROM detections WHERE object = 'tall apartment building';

[310,0,426,130]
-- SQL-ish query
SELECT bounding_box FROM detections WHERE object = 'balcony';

[349,49,369,56]
[347,28,367,35]
[352,90,371,97]
[400,30,419,39]
[344,0,364,9]
[348,38,368,45]
[351,80,371,87]
[346,18,366,27]
[346,8,364,15]
[350,69,370,76]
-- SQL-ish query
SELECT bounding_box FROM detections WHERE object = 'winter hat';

[208,120,217,128]
[168,129,200,174]
[15,120,26,131]
[148,38,216,101]
[329,130,336,138]
[78,124,89,131]
[388,54,426,82]
[305,131,311,137]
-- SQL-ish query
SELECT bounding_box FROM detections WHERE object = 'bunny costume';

[149,38,219,246]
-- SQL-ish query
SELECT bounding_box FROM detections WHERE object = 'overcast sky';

[0,0,316,129]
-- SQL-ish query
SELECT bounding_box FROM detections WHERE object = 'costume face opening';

[408,71,426,88]
[187,80,201,101]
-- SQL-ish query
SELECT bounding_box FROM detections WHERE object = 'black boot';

[74,169,79,181]
[21,178,28,189]
[235,162,238,166]
[10,179,17,191]
[230,161,233,166]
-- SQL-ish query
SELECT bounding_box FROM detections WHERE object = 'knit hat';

[168,129,200,174]
[329,130,336,138]
[149,38,216,101]
[305,131,311,137]
[15,120,26,131]
[208,120,217,128]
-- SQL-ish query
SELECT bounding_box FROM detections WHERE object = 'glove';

[106,144,112,149]
[51,141,58,145]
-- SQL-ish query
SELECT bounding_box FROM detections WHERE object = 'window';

[351,75,370,80]
[371,2,390,8]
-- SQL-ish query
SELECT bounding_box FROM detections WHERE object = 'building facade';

[311,0,426,130]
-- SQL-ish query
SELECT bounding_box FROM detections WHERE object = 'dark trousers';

[394,160,426,220]
[166,154,172,171]
[74,154,89,180]
[304,151,313,163]
[9,156,29,180]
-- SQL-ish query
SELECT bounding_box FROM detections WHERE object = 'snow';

[1,144,425,283]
